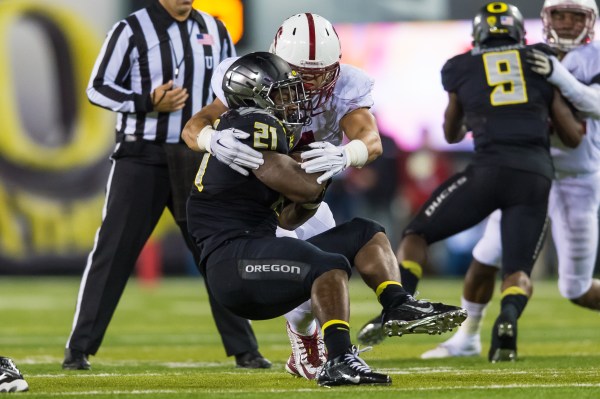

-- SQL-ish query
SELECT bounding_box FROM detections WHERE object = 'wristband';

[196,125,215,153]
[343,139,369,168]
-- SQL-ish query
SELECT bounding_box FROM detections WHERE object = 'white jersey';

[550,41,600,175]
[212,60,375,146]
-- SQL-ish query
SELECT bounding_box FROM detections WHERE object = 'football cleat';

[356,313,386,346]
[421,332,481,359]
[284,322,327,380]
[317,346,391,387]
[382,297,467,337]
[489,314,517,363]
[0,357,29,393]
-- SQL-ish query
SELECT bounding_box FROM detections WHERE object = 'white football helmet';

[541,0,598,51]
[269,13,341,114]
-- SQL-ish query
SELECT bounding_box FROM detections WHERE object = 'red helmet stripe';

[305,13,316,60]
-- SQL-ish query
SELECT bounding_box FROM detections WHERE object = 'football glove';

[300,141,347,184]
[210,128,264,176]
[526,48,554,78]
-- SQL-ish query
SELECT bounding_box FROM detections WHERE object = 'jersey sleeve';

[441,55,462,92]
[216,108,291,154]
[334,64,375,111]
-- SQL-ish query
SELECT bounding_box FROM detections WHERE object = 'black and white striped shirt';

[87,1,235,143]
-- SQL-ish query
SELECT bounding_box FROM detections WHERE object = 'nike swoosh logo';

[341,372,361,384]
[404,303,434,313]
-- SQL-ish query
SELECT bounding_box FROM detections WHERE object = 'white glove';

[209,128,264,176]
[526,49,554,78]
[300,141,347,184]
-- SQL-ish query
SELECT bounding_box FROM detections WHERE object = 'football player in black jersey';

[186,52,467,386]
[356,2,585,361]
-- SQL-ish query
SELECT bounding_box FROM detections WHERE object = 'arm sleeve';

[86,21,152,113]
[548,56,600,118]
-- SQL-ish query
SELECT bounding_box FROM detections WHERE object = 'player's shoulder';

[334,64,374,99]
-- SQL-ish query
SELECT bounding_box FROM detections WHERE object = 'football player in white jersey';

[419,0,600,361]
[182,13,382,380]
[183,13,464,379]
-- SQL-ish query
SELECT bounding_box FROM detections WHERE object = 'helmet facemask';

[267,73,312,131]
[294,62,340,116]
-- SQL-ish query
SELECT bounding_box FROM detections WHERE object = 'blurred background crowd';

[0,0,596,280]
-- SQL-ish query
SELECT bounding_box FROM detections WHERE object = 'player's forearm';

[182,113,213,152]
[549,60,600,118]
[278,202,318,231]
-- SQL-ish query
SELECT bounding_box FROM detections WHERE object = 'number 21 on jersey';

[483,50,528,106]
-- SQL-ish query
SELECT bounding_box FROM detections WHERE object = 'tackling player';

[420,0,600,361]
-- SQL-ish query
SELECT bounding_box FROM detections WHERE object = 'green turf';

[1,276,598,398]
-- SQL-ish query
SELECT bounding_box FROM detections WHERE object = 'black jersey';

[442,43,555,179]
[187,107,293,263]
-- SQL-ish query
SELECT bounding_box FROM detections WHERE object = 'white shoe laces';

[343,346,373,373]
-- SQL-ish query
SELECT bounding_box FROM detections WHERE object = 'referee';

[63,0,270,370]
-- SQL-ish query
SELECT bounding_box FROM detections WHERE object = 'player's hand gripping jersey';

[442,43,556,179]
[187,107,293,263]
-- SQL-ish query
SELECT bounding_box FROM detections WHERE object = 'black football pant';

[66,140,259,357]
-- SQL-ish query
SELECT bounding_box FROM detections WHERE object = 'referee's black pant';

[65,140,259,357]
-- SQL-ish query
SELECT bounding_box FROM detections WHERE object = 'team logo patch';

[238,259,310,281]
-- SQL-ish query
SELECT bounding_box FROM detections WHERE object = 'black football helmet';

[222,51,310,131]
[472,2,526,47]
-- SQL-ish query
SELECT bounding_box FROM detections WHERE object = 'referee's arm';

[86,22,150,113]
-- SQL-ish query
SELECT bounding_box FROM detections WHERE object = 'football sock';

[284,301,318,336]
[322,320,351,359]
[399,260,422,295]
[500,287,528,320]
[459,297,488,335]
[376,281,410,309]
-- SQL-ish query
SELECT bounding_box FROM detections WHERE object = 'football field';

[1,276,598,398]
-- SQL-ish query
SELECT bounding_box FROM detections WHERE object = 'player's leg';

[550,175,600,310]
[204,236,391,386]
[310,218,466,340]
[277,203,334,379]
[489,172,551,363]
[422,210,502,359]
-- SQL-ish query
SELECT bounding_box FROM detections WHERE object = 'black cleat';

[0,356,29,393]
[382,297,467,337]
[317,346,391,387]
[235,351,272,369]
[356,313,386,346]
[489,314,517,363]
[62,348,91,370]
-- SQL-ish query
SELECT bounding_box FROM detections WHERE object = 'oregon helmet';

[472,2,526,47]
[222,51,310,130]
